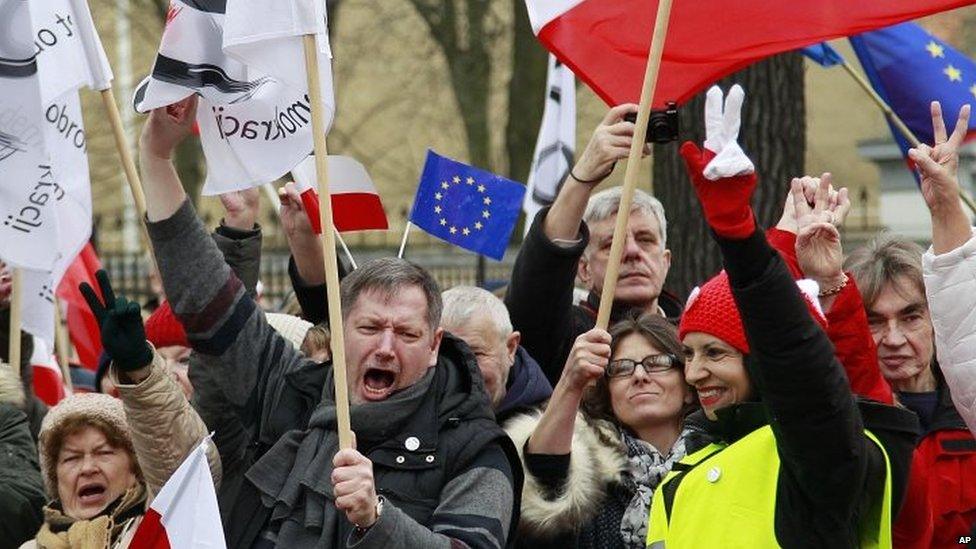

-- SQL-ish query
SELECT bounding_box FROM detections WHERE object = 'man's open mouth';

[362,368,397,399]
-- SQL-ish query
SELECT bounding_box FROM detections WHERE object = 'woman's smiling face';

[682,332,751,420]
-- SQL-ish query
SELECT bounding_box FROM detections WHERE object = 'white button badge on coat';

[706,467,721,483]
[405,437,420,451]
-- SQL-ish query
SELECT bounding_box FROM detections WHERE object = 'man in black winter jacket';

[505,105,681,386]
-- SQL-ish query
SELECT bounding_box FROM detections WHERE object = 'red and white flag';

[30,339,67,406]
[56,243,103,371]
[527,0,976,107]
[291,155,389,233]
[131,439,225,549]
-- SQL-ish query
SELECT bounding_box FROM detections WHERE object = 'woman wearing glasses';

[505,312,696,549]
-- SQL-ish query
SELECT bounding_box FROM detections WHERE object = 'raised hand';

[909,102,971,215]
[680,85,757,239]
[219,187,260,230]
[561,328,611,392]
[572,103,649,183]
[80,270,153,372]
[778,175,849,234]
[794,174,848,289]
[278,182,314,239]
[139,95,199,161]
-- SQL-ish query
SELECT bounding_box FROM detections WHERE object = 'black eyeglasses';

[606,354,681,378]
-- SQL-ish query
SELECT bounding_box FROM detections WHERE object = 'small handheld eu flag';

[409,150,526,261]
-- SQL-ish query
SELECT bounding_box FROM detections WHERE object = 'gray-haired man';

[506,105,682,385]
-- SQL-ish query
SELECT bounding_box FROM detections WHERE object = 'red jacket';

[912,395,976,548]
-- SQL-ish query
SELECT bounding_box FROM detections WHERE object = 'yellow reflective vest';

[647,426,892,548]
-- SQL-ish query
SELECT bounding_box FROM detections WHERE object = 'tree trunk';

[504,0,547,182]
[654,53,805,298]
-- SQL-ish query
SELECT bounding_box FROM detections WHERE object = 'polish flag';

[131,440,225,549]
[56,243,103,371]
[291,155,389,233]
[31,339,67,406]
[527,0,976,107]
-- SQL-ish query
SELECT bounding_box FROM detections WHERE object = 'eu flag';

[409,150,526,260]
[850,23,976,155]
[802,43,844,68]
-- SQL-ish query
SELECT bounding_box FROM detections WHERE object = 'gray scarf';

[618,426,691,548]
[245,367,436,547]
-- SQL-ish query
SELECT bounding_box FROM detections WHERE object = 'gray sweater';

[148,199,515,548]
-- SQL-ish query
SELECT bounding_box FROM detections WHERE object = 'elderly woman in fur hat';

[21,271,219,549]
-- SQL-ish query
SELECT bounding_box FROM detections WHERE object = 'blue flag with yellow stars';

[850,23,976,157]
[410,150,526,260]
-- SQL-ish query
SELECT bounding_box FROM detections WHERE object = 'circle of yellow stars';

[433,174,492,237]
[925,39,976,100]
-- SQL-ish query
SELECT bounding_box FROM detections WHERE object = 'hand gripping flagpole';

[303,34,353,450]
[838,60,976,214]
[595,0,674,330]
[7,269,23,383]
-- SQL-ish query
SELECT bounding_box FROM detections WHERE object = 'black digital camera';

[624,101,679,144]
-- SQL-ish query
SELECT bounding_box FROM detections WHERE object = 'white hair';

[440,286,513,339]
[583,186,668,248]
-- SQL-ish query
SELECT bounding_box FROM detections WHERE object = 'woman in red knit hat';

[646,85,918,548]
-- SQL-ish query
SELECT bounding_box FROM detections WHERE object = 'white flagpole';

[397,222,412,259]
[54,302,74,392]
[334,228,358,270]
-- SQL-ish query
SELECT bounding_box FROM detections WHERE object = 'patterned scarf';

[35,483,146,549]
[618,427,691,548]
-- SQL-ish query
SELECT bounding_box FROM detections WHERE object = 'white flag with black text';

[523,55,575,234]
[134,0,335,195]
[1,0,111,347]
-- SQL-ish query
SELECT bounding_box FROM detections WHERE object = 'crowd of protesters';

[1,83,976,548]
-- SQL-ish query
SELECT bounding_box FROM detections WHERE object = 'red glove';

[680,141,757,239]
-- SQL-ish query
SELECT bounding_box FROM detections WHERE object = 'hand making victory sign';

[908,101,972,254]
[80,270,153,374]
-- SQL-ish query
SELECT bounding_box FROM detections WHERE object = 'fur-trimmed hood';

[504,408,628,539]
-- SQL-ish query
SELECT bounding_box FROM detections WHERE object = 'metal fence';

[101,247,517,310]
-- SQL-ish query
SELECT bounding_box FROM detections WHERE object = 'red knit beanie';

[144,301,189,348]
[679,271,750,354]
[678,271,827,355]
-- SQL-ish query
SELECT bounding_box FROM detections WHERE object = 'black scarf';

[245,366,437,547]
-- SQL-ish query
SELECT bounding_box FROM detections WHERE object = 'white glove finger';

[704,86,724,152]
[723,84,746,143]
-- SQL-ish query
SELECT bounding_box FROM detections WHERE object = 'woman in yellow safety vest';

[646,85,918,548]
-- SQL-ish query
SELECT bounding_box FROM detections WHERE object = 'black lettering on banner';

[34,12,76,55]
[43,102,87,151]
[210,94,313,142]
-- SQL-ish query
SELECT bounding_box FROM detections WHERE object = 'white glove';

[702,85,755,181]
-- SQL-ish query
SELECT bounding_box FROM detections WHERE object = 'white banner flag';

[134,0,335,195]
[523,55,576,233]
[3,0,109,346]
[0,0,58,272]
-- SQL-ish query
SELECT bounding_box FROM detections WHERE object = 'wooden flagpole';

[99,88,160,264]
[54,302,74,392]
[595,0,674,329]
[8,269,22,383]
[838,60,976,214]
[303,34,353,450]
